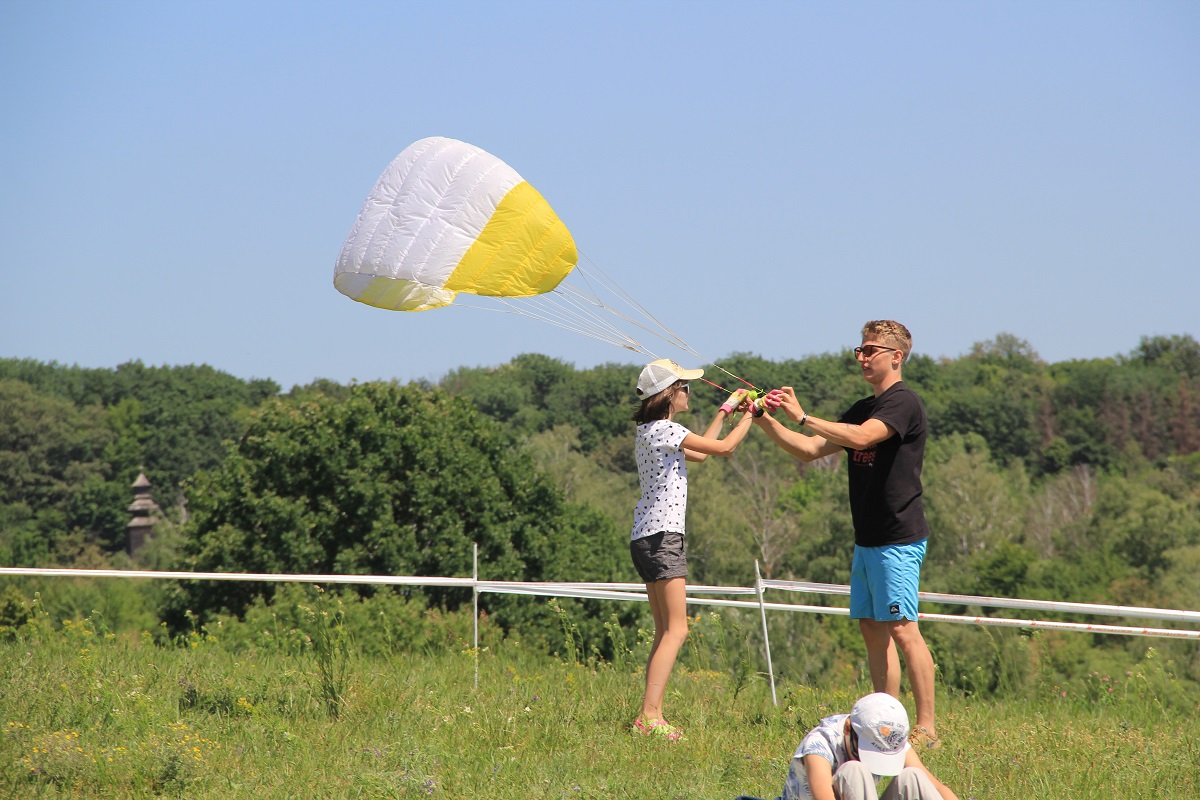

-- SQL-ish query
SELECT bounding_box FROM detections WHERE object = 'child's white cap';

[636,359,704,397]
[849,692,911,776]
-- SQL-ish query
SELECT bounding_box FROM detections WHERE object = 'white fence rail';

[3,566,1196,640]
[4,557,1197,704]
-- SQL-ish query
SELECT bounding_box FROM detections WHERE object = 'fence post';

[473,542,480,690]
[755,559,777,706]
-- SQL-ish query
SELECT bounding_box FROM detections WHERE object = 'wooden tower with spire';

[126,471,162,556]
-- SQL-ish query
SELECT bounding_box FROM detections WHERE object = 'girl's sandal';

[632,716,685,741]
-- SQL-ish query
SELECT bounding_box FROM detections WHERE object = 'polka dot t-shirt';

[631,419,691,541]
[780,714,882,800]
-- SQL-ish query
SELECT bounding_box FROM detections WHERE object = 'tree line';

[1,333,1198,694]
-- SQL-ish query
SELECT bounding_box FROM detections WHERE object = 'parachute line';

[453,250,759,390]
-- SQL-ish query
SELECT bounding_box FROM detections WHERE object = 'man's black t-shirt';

[838,382,930,548]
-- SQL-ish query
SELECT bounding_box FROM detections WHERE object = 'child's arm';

[683,390,753,461]
[903,749,959,800]
[801,755,838,800]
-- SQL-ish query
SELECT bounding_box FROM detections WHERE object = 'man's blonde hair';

[862,320,913,362]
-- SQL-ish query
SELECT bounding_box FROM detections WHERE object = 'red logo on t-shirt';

[851,447,876,467]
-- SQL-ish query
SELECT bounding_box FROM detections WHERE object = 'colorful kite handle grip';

[744,389,769,418]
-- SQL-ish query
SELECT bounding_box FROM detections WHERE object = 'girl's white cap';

[636,359,704,397]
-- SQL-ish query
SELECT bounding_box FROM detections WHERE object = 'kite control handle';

[745,389,784,418]
[716,386,777,417]
[748,390,767,418]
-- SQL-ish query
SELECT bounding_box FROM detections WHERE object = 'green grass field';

[2,599,1198,799]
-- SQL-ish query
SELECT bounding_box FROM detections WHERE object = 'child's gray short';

[630,531,688,582]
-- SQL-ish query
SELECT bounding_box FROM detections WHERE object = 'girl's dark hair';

[632,381,685,425]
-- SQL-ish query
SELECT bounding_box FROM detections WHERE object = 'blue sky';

[2,2,1197,391]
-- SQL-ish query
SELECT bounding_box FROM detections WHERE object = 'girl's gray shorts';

[630,531,688,582]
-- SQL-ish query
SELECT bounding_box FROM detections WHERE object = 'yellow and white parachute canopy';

[333,136,577,312]
[334,137,726,370]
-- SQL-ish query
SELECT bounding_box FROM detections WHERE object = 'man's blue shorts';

[849,540,926,622]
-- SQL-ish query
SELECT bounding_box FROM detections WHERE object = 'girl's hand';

[720,389,748,414]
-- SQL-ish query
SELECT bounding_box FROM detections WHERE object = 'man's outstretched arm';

[754,412,841,462]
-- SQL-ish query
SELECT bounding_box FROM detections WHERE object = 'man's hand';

[764,387,806,423]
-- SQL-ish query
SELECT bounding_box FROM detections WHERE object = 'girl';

[630,358,754,740]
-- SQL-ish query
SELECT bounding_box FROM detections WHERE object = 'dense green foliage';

[159,382,630,643]
[0,359,278,560]
[1,332,1198,694]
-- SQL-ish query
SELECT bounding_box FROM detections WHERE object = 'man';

[776,692,957,800]
[755,321,939,747]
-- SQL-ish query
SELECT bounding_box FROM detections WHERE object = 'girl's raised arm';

[683,389,755,461]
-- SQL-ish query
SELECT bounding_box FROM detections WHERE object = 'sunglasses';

[677,383,690,394]
[854,344,898,359]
